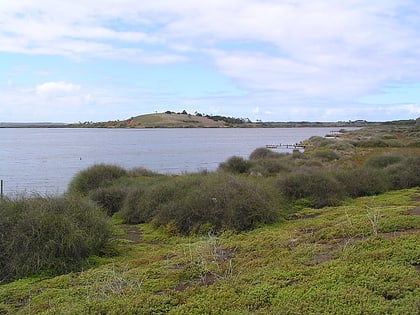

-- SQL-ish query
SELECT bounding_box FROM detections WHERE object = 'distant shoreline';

[1,112,417,129]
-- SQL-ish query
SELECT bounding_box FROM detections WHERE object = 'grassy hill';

[79,112,255,128]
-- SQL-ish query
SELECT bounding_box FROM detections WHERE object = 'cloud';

[3,1,418,90]
[1,1,420,121]
[36,81,81,97]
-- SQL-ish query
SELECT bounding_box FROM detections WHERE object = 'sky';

[1,0,420,123]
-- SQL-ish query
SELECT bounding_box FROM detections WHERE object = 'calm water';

[1,127,347,196]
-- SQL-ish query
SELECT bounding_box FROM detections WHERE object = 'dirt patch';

[406,207,420,216]
[119,224,142,244]
[311,251,333,265]
[288,213,320,220]
[379,229,420,239]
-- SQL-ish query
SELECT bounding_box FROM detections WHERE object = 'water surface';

[0,128,348,195]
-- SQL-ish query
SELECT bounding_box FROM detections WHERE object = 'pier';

[265,143,307,150]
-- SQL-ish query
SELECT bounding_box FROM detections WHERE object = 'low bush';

[307,136,335,148]
[326,141,354,151]
[121,176,199,224]
[68,164,127,196]
[218,156,252,174]
[249,159,291,176]
[121,174,280,234]
[249,147,285,160]
[313,149,340,161]
[0,195,111,283]
[334,167,389,198]
[351,138,389,147]
[364,153,406,169]
[277,169,345,208]
[128,167,158,177]
[384,156,420,189]
[89,185,128,216]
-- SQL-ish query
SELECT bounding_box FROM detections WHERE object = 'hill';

[75,112,255,128]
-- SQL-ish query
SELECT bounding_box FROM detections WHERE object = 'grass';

[101,113,231,128]
[0,188,418,314]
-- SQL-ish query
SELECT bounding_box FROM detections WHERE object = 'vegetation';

[68,164,127,196]
[121,173,280,234]
[0,195,111,283]
[0,122,419,314]
[72,112,254,128]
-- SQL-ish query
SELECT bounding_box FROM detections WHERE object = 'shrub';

[326,141,354,151]
[313,149,340,161]
[128,167,158,177]
[121,174,280,234]
[249,159,290,176]
[365,153,405,169]
[170,174,279,234]
[352,138,389,147]
[68,164,128,195]
[249,147,285,160]
[89,185,128,216]
[219,156,252,174]
[0,196,111,283]
[334,167,389,198]
[307,136,335,148]
[121,176,200,224]
[407,139,420,147]
[384,156,420,189]
[277,169,345,208]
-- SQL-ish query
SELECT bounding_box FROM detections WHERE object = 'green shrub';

[384,156,420,189]
[326,141,354,151]
[68,164,128,195]
[365,153,405,169]
[249,147,285,160]
[334,167,389,198]
[313,149,340,161]
[121,176,200,224]
[121,174,280,234]
[249,159,291,176]
[352,138,389,147]
[219,156,252,174]
[407,139,420,147]
[128,167,158,177]
[89,185,128,216]
[277,169,345,208]
[0,196,111,283]
[308,136,335,148]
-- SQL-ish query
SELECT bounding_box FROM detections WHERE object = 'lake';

[0,127,350,196]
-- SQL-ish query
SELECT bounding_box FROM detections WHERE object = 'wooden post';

[0,179,3,199]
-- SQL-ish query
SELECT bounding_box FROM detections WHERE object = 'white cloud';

[1,1,420,121]
[36,81,81,97]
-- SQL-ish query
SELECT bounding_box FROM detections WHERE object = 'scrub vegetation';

[0,121,419,314]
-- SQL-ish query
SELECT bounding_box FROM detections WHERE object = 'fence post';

[1,179,3,198]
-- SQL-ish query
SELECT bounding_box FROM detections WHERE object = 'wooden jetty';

[266,143,307,149]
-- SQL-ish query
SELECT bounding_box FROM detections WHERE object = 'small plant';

[365,206,381,236]
[181,233,236,285]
